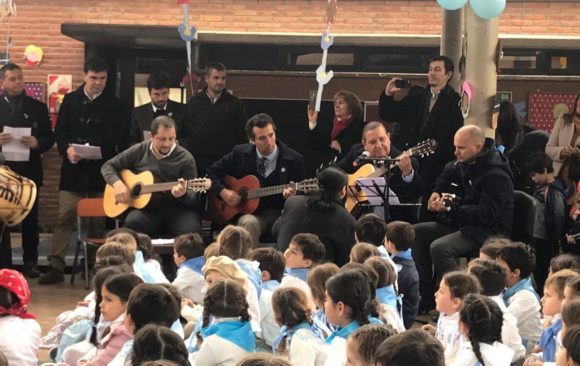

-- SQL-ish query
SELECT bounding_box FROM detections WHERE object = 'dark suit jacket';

[0,92,55,185]
[379,85,463,188]
[206,140,305,211]
[129,100,187,145]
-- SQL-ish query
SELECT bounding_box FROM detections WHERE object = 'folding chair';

[70,198,117,289]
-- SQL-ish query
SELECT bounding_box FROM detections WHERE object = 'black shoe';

[22,262,40,278]
[38,268,64,284]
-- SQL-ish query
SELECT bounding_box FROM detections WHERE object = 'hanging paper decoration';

[314,0,337,112]
[469,0,506,19]
[0,0,16,22]
[177,0,197,94]
[23,44,43,67]
[437,0,468,11]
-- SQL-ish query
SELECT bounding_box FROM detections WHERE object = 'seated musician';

[206,113,305,247]
[101,116,201,236]
[412,125,514,313]
[334,121,425,222]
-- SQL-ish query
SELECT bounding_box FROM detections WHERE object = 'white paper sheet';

[356,177,401,206]
[151,238,175,246]
[71,143,102,160]
[2,126,31,162]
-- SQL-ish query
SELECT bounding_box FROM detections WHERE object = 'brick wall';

[0,0,578,229]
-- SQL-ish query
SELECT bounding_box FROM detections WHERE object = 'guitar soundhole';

[239,188,248,203]
[131,184,142,197]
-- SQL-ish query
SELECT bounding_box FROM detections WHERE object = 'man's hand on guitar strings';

[283,184,297,199]
[397,152,413,176]
[171,178,187,198]
[220,188,242,207]
[427,192,447,212]
[113,180,131,204]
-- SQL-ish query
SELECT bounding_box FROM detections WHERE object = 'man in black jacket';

[412,125,514,312]
[335,121,424,222]
[183,62,247,177]
[40,57,124,284]
[0,63,55,276]
[128,72,187,145]
[379,55,463,193]
[206,113,305,247]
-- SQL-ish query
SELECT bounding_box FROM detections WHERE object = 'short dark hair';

[291,233,326,265]
[529,151,554,174]
[442,271,481,300]
[127,284,181,332]
[562,299,580,328]
[562,325,580,364]
[468,259,507,296]
[251,247,285,283]
[147,72,170,91]
[355,214,386,247]
[350,324,397,365]
[84,56,108,74]
[374,329,445,366]
[150,115,176,135]
[174,232,205,259]
[103,273,144,303]
[551,254,580,273]
[245,113,276,140]
[0,63,21,79]
[498,241,536,279]
[386,221,414,251]
[480,237,511,260]
[430,55,454,74]
[131,325,190,366]
[205,62,226,75]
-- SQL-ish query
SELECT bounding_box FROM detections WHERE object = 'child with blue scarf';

[497,242,543,350]
[323,270,374,366]
[524,270,578,365]
[190,280,255,366]
[307,263,341,338]
[251,248,285,347]
[282,233,326,286]
[385,220,420,329]
[172,232,206,304]
[271,287,326,366]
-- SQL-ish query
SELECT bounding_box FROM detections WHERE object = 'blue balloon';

[437,0,468,11]
[470,0,506,19]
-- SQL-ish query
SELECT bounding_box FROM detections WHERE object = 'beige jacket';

[545,114,579,176]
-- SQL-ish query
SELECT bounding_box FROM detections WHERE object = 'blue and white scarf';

[180,256,205,275]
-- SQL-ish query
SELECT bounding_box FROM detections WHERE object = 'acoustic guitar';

[345,139,438,212]
[103,169,211,218]
[207,175,319,224]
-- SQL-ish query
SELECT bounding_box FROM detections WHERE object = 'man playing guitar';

[334,121,425,222]
[101,116,202,237]
[206,113,305,247]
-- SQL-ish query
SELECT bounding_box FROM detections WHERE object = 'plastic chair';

[70,198,116,289]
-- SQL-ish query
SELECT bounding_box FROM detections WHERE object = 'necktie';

[153,109,167,117]
[257,157,268,178]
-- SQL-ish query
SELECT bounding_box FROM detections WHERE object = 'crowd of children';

[2,210,580,366]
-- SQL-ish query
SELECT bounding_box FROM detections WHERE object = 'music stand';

[354,177,400,221]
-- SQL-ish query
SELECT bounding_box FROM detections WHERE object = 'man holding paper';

[40,57,123,284]
[0,63,54,276]
[334,121,424,222]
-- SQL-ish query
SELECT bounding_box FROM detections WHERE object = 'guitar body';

[207,175,261,224]
[345,163,376,212]
[103,170,154,218]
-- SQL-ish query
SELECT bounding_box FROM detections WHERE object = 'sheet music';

[71,143,102,160]
[2,126,31,162]
[356,177,401,205]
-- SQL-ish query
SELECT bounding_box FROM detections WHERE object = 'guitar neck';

[245,183,291,200]
[139,181,180,194]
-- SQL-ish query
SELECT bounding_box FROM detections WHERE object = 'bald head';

[454,125,485,162]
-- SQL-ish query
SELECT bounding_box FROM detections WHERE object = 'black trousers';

[123,205,202,238]
[0,195,40,268]
[411,221,480,310]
